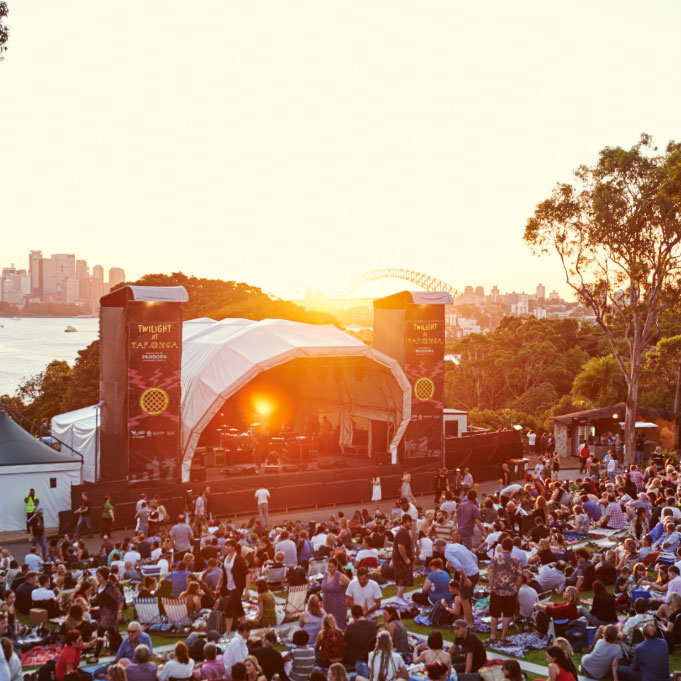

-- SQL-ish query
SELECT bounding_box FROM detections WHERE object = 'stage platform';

[62,457,443,533]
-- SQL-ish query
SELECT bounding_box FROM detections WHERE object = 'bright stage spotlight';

[253,396,274,417]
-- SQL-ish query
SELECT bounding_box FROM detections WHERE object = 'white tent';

[51,318,413,483]
[0,412,82,531]
[180,318,412,481]
[51,405,99,483]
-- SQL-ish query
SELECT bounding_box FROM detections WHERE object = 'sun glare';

[252,396,274,417]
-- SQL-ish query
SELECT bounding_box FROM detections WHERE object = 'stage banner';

[127,321,182,481]
[404,305,444,458]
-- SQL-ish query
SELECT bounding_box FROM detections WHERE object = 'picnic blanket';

[21,644,62,667]
[485,632,547,657]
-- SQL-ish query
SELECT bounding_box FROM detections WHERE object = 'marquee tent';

[51,405,99,483]
[0,411,82,531]
[180,318,412,481]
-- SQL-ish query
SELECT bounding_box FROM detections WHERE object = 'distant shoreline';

[0,314,98,319]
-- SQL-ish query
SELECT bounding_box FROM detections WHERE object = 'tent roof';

[101,285,188,307]
[0,411,82,466]
[373,290,453,308]
[180,318,412,479]
[553,402,680,426]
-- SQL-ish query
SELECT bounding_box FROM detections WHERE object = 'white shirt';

[223,554,237,591]
[311,533,328,551]
[367,651,405,681]
[31,587,56,601]
[24,553,43,570]
[158,659,195,681]
[528,433,536,446]
[355,548,379,564]
[123,550,141,566]
[111,560,125,578]
[511,546,528,567]
[255,488,270,505]
[157,558,169,576]
[195,496,205,516]
[346,578,382,612]
[151,547,162,562]
[275,539,298,568]
[665,575,681,603]
[223,633,249,678]
[136,498,147,513]
[404,503,418,521]
[517,584,539,618]
[418,537,433,562]
[607,459,616,472]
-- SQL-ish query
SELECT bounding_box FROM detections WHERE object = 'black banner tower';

[99,285,187,482]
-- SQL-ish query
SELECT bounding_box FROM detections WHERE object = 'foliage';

[61,341,100,413]
[445,316,594,413]
[468,408,539,432]
[525,133,681,462]
[571,354,628,407]
[0,2,8,62]
[112,272,338,326]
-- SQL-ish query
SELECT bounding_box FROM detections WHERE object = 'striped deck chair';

[161,598,192,628]
[283,584,307,621]
[266,566,287,589]
[133,597,163,625]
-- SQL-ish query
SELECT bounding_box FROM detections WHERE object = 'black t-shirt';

[251,646,289,681]
[529,525,549,543]
[393,527,413,565]
[343,619,377,664]
[460,632,486,672]
[30,514,45,537]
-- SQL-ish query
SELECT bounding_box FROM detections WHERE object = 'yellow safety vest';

[26,496,38,513]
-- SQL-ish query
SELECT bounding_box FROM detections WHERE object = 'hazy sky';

[1,1,680,300]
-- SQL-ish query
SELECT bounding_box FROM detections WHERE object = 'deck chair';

[283,584,307,621]
[134,597,163,625]
[307,558,327,577]
[266,566,287,589]
[161,598,192,628]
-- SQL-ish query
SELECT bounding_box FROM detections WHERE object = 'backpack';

[565,619,588,652]
[207,609,226,635]
[430,600,455,628]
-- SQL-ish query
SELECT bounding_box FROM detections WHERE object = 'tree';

[525,134,681,462]
[0,2,8,62]
[571,355,627,407]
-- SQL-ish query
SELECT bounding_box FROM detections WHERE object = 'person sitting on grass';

[545,645,577,681]
[581,625,623,680]
[533,586,581,636]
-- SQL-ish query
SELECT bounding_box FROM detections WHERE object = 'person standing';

[24,489,39,541]
[217,538,247,633]
[254,487,270,529]
[29,508,47,560]
[444,542,480,626]
[170,514,194,554]
[487,537,522,645]
[462,467,474,495]
[74,492,93,538]
[392,514,415,602]
[194,491,207,535]
[135,501,150,537]
[371,477,382,510]
[578,441,591,474]
[434,468,448,506]
[321,557,350,630]
[400,473,416,505]
[455,490,485,551]
[527,429,537,455]
[101,496,115,537]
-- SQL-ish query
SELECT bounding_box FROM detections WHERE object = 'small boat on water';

[64,325,77,332]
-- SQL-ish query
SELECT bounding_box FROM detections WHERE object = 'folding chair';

[266,566,287,589]
[307,558,327,578]
[161,598,192,628]
[283,584,308,621]
[133,597,163,625]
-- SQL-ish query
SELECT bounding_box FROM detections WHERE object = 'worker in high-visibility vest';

[24,488,39,539]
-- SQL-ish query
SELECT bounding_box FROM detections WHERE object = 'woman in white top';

[400,473,416,505]
[368,631,407,681]
[371,477,382,509]
[157,641,195,681]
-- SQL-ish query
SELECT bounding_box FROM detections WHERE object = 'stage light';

[253,396,274,417]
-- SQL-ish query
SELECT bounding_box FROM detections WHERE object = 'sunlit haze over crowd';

[1,1,680,300]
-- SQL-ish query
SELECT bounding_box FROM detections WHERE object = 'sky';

[1,1,680,301]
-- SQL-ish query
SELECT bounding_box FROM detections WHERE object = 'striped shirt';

[433,521,454,542]
[289,647,316,681]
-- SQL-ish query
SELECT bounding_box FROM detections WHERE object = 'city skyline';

[2,2,680,300]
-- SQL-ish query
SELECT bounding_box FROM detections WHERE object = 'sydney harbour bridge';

[338,268,460,299]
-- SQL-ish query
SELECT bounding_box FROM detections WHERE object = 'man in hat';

[452,620,487,675]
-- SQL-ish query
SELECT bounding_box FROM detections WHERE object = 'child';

[571,505,590,535]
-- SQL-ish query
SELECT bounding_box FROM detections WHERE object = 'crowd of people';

[2,446,681,681]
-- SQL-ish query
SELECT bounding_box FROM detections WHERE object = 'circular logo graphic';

[414,377,435,402]
[140,387,169,416]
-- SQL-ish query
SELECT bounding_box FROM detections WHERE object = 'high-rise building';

[76,259,89,299]
[549,290,560,301]
[40,258,58,300]
[28,250,42,298]
[108,267,125,288]
[536,283,546,300]
[92,264,104,283]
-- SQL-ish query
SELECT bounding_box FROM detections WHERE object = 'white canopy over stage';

[180,318,412,481]
[54,318,412,482]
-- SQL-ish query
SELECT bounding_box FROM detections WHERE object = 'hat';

[453,619,468,628]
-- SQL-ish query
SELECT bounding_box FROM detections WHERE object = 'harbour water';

[0,317,99,396]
